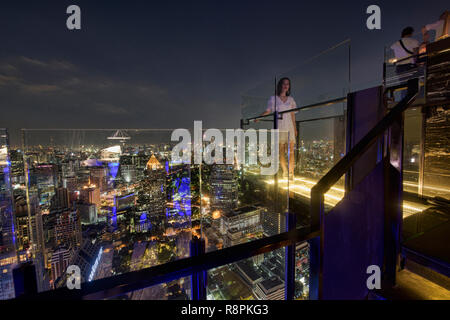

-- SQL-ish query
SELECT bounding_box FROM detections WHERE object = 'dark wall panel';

[322,162,385,300]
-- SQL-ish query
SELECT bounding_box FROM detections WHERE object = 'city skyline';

[0,1,449,305]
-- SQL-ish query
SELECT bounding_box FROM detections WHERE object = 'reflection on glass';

[403,108,422,195]
[423,106,450,200]
[291,117,346,212]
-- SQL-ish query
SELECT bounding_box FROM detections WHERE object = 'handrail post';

[285,211,296,300]
[273,111,278,130]
[190,236,206,300]
[309,190,324,300]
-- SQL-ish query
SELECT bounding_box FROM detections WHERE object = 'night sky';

[0,0,448,144]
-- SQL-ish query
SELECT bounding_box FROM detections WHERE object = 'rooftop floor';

[379,269,450,300]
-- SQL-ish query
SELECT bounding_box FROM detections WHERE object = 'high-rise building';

[62,176,78,192]
[55,209,82,249]
[76,203,98,225]
[137,155,166,216]
[50,246,72,287]
[120,164,136,183]
[54,239,102,288]
[89,166,108,192]
[262,211,285,237]
[210,164,238,213]
[80,187,100,207]
[0,133,17,300]
[220,206,263,247]
[52,187,71,210]
[254,276,285,300]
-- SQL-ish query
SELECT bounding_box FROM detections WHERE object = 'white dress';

[266,95,298,143]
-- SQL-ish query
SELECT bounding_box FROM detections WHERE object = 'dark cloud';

[0,0,448,146]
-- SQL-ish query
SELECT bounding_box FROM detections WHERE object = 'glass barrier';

[196,128,297,300]
[423,105,450,200]
[241,41,349,216]
[402,105,450,241]
[200,129,290,253]
[403,107,422,196]
[20,129,193,294]
[206,241,310,301]
[294,116,346,210]
[241,39,350,121]
[207,248,286,300]
[0,129,17,300]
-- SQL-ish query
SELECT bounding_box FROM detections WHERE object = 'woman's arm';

[255,110,272,123]
[256,97,274,122]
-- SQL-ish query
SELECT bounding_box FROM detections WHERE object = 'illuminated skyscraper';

[137,155,167,216]
[50,246,72,287]
[55,209,82,249]
[220,206,263,247]
[52,187,71,210]
[80,187,100,207]
[0,129,17,299]
[209,164,238,213]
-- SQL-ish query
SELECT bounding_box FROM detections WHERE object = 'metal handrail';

[387,41,450,66]
[241,96,347,125]
[387,52,427,65]
[21,227,319,300]
[279,97,347,115]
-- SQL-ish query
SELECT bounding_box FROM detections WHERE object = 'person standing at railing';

[422,10,449,42]
[258,77,298,180]
[390,27,420,74]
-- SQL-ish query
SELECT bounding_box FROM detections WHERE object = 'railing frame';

[16,227,319,300]
[13,78,418,301]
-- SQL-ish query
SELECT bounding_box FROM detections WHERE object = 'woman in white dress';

[259,77,298,179]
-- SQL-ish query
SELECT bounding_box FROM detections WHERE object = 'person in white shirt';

[390,27,420,73]
[258,77,298,179]
[422,10,449,42]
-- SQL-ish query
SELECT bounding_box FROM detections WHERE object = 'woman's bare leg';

[289,141,295,179]
[279,143,288,176]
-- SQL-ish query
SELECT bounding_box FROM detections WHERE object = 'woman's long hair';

[276,77,291,97]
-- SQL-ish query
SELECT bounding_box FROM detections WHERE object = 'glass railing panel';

[241,39,350,120]
[207,248,286,300]
[20,129,193,293]
[206,240,311,301]
[200,129,290,253]
[423,105,450,200]
[293,116,346,213]
[0,129,17,300]
[241,42,350,215]
[402,105,450,241]
[403,107,422,196]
